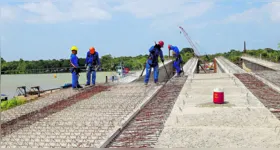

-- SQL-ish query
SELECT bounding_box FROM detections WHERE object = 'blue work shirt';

[85,51,100,66]
[170,46,182,62]
[147,45,164,66]
[70,54,79,68]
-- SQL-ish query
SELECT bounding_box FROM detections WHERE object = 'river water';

[1,72,117,99]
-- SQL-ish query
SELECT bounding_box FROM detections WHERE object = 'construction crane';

[178,26,201,57]
[178,26,207,73]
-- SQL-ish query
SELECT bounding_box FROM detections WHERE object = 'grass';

[1,97,27,111]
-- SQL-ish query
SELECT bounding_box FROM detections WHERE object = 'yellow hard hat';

[71,46,78,51]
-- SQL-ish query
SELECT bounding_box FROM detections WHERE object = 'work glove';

[95,65,100,70]
[161,59,164,63]
[86,65,90,71]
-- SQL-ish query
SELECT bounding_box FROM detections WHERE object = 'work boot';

[154,81,160,86]
[144,82,148,86]
[85,84,90,86]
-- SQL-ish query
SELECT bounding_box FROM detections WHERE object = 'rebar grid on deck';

[235,73,280,119]
[108,76,188,148]
[0,83,163,148]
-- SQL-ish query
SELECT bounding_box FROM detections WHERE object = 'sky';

[0,0,280,61]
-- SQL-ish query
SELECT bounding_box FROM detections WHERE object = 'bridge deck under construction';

[1,57,280,148]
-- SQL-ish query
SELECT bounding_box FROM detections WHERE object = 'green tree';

[100,54,113,71]
[16,59,27,74]
[1,57,5,64]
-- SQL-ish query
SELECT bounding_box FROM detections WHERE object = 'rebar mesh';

[235,73,280,119]
[0,59,192,148]
[107,76,188,148]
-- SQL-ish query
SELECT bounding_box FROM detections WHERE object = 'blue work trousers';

[144,63,159,83]
[71,70,79,88]
[86,67,96,85]
[173,60,181,74]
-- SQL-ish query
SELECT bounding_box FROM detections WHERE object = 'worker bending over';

[168,44,183,77]
[70,46,82,89]
[85,47,100,86]
[144,41,165,85]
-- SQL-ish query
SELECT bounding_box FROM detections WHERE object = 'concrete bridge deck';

[0,59,175,148]
[1,83,163,148]
[155,73,280,148]
[1,56,280,148]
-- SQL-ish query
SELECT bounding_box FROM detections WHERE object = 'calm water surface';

[1,72,116,99]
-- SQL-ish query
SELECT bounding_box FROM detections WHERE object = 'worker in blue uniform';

[70,46,82,89]
[85,46,100,86]
[168,44,183,76]
[144,41,165,85]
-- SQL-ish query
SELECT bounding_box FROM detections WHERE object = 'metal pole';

[168,50,170,60]
[0,29,2,142]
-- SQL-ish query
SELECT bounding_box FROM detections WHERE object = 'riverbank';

[1,71,117,99]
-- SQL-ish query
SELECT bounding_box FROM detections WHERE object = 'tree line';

[1,46,279,75]
[1,48,194,74]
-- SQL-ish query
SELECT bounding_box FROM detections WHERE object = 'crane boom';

[179,26,209,73]
[178,26,201,56]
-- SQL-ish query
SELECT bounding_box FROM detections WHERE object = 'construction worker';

[144,41,165,85]
[70,46,82,89]
[85,47,100,86]
[168,44,183,76]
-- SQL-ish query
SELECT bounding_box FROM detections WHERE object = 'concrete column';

[168,50,170,59]
[214,58,217,73]
[196,60,200,73]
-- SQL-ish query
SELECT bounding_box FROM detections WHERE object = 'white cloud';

[0,5,21,22]
[114,0,214,19]
[266,2,280,22]
[0,0,112,23]
[112,0,214,29]
[224,2,280,23]
[0,0,215,26]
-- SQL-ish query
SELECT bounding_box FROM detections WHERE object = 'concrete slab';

[155,73,280,148]
[241,56,280,71]
[183,57,198,75]
[155,128,280,148]
[1,88,80,124]
[253,71,280,93]
[216,57,246,74]
[118,59,173,83]
[1,83,163,148]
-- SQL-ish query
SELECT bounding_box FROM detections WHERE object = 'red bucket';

[213,88,224,104]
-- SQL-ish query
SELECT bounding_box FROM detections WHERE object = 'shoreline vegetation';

[1,47,280,75]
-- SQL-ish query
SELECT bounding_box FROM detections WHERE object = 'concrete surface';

[248,71,280,94]
[1,60,173,126]
[216,56,246,74]
[106,57,197,148]
[117,59,173,83]
[1,83,162,148]
[182,58,198,75]
[1,88,80,124]
[242,59,274,72]
[155,73,280,148]
[136,59,174,83]
[241,56,280,71]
